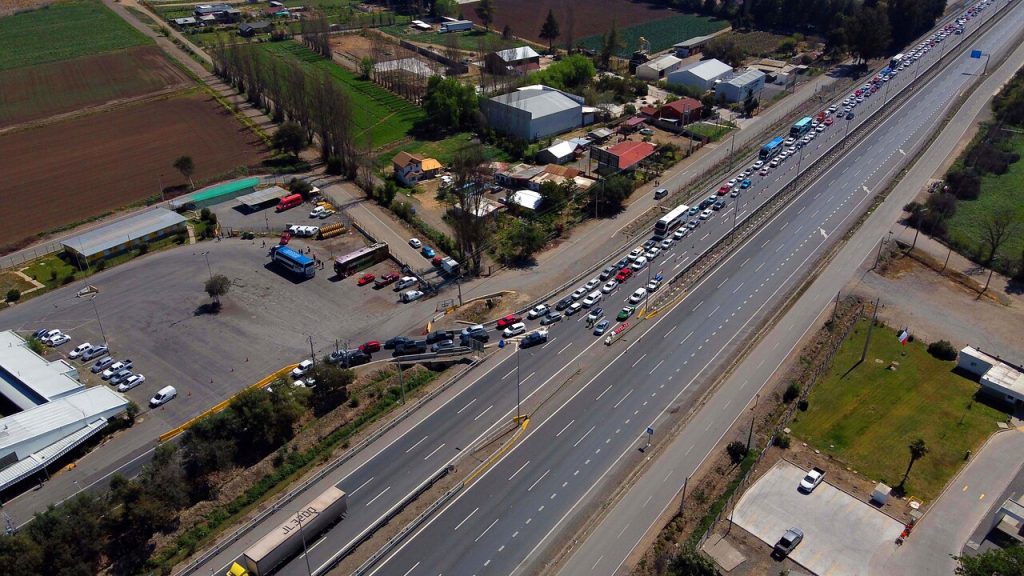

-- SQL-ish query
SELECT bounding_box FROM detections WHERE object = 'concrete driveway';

[732,460,904,575]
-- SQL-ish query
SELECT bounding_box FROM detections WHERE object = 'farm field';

[0,45,190,128]
[0,94,267,248]
[578,12,728,57]
[258,40,425,148]
[0,0,150,70]
[716,29,790,58]
[379,22,520,52]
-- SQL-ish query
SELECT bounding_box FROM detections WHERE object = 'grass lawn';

[379,24,520,52]
[258,41,424,148]
[0,0,150,70]
[687,122,734,142]
[376,132,512,169]
[22,254,79,287]
[579,13,727,58]
[789,317,1004,501]
[944,133,1024,267]
[0,272,34,296]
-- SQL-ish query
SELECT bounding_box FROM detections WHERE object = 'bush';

[5,289,20,302]
[783,382,801,403]
[200,207,212,222]
[727,440,748,464]
[927,339,958,361]
[62,274,75,285]
[774,434,791,449]
[95,259,107,271]
[138,243,150,255]
[798,399,809,411]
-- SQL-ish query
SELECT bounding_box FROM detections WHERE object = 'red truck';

[276,193,303,212]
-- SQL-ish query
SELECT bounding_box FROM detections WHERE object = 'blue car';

[740,179,752,189]
[422,246,436,258]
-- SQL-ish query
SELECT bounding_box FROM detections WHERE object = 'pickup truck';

[799,467,826,493]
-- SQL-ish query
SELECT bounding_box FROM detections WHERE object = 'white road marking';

[527,470,549,492]
[573,426,596,448]
[595,384,613,401]
[649,360,664,375]
[423,443,446,461]
[508,460,530,481]
[401,562,419,576]
[558,342,573,355]
[350,476,374,496]
[366,486,391,507]
[680,331,693,345]
[555,419,575,438]
[405,435,428,454]
[631,354,647,368]
[473,405,493,421]
[475,518,499,542]
[613,390,633,409]
[456,398,477,415]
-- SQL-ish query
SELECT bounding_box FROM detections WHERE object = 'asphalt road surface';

[363,3,1018,575]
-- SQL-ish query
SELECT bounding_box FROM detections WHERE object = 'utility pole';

[89,296,107,345]
[515,344,522,423]
[308,335,316,368]
[831,291,841,324]
[398,362,406,404]
[297,510,313,576]
[910,208,928,252]
[199,250,213,282]
[860,297,881,363]
[746,393,759,451]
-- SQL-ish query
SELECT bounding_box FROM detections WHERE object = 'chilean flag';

[898,329,909,345]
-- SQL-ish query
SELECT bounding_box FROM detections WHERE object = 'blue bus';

[759,137,785,160]
[790,117,813,138]
[270,245,316,278]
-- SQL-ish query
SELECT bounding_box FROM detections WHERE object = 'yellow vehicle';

[226,562,248,576]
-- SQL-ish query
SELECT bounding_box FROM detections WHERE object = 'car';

[601,280,618,294]
[432,255,444,267]
[699,208,713,220]
[653,187,669,199]
[565,301,584,316]
[615,256,630,269]
[103,360,133,379]
[712,200,725,211]
[401,290,424,303]
[824,117,834,126]
[338,349,371,367]
[769,158,780,168]
[645,247,660,260]
[117,373,146,392]
[687,219,700,230]
[660,238,673,250]
[673,228,688,240]
[110,369,134,385]
[291,359,314,378]
[431,339,455,352]
[616,306,635,321]
[374,273,400,289]
[496,314,523,329]
[730,188,741,198]
[571,287,588,300]
[460,325,489,342]
[526,304,550,320]
[49,333,70,346]
[631,256,648,271]
[521,329,549,347]
[149,385,177,407]
[359,340,382,353]
[846,111,855,120]
[615,267,633,282]
[628,247,645,261]
[599,265,618,281]
[585,278,601,291]
[540,311,563,325]
[394,340,428,356]
[309,206,327,218]
[581,291,602,308]
[752,160,764,168]
[699,198,714,210]
[319,209,335,219]
[646,279,661,292]
[383,336,413,350]
[555,296,574,311]
[740,179,752,189]
[799,467,826,493]
[639,128,655,136]
[593,319,611,335]
[773,528,804,558]
[82,345,108,361]
[740,168,752,177]
[327,348,353,364]
[807,131,816,140]
[91,356,116,373]
[586,307,604,322]
[32,328,53,340]
[642,239,658,251]
[357,273,375,286]
[409,238,422,248]
[421,246,436,258]
[759,167,770,176]
[784,137,795,146]
[502,322,527,337]
[628,288,647,304]
[815,124,825,133]
[69,343,92,359]
[279,230,292,245]
[778,151,788,162]
[727,178,738,187]
[688,206,700,216]
[717,185,730,196]
[394,276,418,291]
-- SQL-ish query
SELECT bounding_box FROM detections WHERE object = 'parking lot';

[731,460,904,576]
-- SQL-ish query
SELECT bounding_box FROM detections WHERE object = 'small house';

[716,69,766,102]
[636,54,683,81]
[392,152,442,186]
[536,140,578,165]
[640,97,702,132]
[238,20,272,37]
[591,140,657,173]
[485,46,541,75]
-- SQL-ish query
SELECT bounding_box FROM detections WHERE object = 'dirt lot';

[0,93,267,248]
[0,45,190,128]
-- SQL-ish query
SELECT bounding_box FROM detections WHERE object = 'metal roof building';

[509,190,543,210]
[480,85,584,141]
[716,69,766,102]
[0,331,81,410]
[62,208,187,263]
[666,58,732,91]
[237,185,289,210]
[636,54,683,81]
[169,177,260,211]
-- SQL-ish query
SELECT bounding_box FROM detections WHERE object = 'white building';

[666,58,732,92]
[509,189,543,210]
[480,85,584,142]
[536,140,577,164]
[959,346,1024,408]
[716,69,766,102]
[636,54,683,81]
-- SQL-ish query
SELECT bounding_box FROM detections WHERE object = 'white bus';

[653,204,690,238]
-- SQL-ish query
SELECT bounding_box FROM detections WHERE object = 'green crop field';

[258,41,424,147]
[579,14,727,58]
[0,0,150,70]
[380,23,520,52]
[790,317,1003,500]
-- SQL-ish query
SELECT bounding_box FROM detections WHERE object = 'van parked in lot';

[394,276,418,291]
[150,386,177,407]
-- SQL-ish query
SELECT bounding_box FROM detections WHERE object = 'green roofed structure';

[169,177,260,211]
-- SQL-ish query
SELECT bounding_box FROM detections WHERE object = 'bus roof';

[765,136,785,147]
[335,242,386,265]
[659,204,690,223]
[274,245,313,265]
[793,117,812,127]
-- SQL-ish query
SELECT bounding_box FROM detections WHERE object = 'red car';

[615,267,633,282]
[717,185,730,196]
[824,117,834,126]
[359,340,381,353]
[496,314,522,329]
[357,273,375,286]
[279,231,292,245]
[432,255,444,267]
[373,272,400,289]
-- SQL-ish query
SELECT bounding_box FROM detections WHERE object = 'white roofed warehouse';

[481,85,584,142]
[62,207,187,266]
[666,58,733,92]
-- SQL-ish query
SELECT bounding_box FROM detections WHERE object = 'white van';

[394,276,418,291]
[149,386,177,407]
[581,291,602,308]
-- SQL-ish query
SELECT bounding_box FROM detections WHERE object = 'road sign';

[971,49,982,59]
[498,339,506,349]
[647,426,655,435]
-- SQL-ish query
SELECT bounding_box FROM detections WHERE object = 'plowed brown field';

[462,0,676,45]
[0,94,267,248]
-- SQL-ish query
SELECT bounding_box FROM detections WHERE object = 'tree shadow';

[1005,277,1024,295]
[193,302,221,316]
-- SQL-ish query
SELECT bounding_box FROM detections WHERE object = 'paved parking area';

[731,459,904,576]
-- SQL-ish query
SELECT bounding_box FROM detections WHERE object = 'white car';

[628,288,647,304]
[69,342,92,359]
[103,360,132,380]
[769,158,780,168]
[581,291,602,308]
[659,238,673,249]
[408,238,422,249]
[584,278,601,291]
[700,208,713,220]
[630,256,648,271]
[601,280,618,294]
[571,287,588,300]
[527,304,550,319]
[291,359,313,378]
[503,322,527,337]
[647,279,661,292]
[645,247,660,260]
[673,228,688,240]
[727,178,738,187]
[39,329,62,344]
[627,247,645,261]
[117,374,146,392]
[309,206,326,218]
[401,289,424,303]
[49,333,70,346]
[752,160,764,169]
[816,124,825,133]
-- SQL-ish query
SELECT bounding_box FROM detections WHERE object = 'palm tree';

[900,438,929,488]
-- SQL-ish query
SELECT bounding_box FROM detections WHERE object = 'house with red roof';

[641,97,703,132]
[590,140,657,174]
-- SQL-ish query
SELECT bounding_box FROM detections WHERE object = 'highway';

[360,1,1016,575]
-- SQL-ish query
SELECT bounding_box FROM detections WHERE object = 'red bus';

[276,194,303,212]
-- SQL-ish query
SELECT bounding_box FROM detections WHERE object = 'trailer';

[236,486,347,576]
[439,19,473,32]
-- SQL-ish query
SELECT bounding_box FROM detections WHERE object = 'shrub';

[5,289,20,302]
[774,434,791,449]
[727,440,748,464]
[95,259,107,271]
[138,243,150,255]
[62,274,75,285]
[783,382,801,403]
[200,207,212,222]
[797,399,809,411]
[927,340,958,361]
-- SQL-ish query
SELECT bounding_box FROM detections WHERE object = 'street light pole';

[297,510,313,576]
[910,208,929,252]
[746,393,759,451]
[89,296,107,345]
[515,344,521,423]
[199,251,213,281]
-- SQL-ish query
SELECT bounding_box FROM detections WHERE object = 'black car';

[338,349,371,367]
[462,327,489,342]
[555,296,574,311]
[643,239,657,250]
[699,198,714,209]
[599,265,618,281]
[425,330,454,345]
[520,330,548,348]
[712,200,725,211]
[615,256,630,269]
[846,111,855,120]
[394,341,427,356]
[384,336,413,350]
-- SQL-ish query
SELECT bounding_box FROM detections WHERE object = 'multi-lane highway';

[359,1,1016,575]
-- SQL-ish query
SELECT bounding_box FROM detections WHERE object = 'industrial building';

[62,208,187,265]
[481,85,584,142]
[958,346,1024,408]
[636,54,683,81]
[666,58,732,92]
[0,331,129,492]
[236,185,289,211]
[485,46,541,75]
[716,69,767,102]
[673,34,716,57]
[169,177,260,211]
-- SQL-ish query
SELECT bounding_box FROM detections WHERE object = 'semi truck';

[227,486,347,576]
[439,19,473,32]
